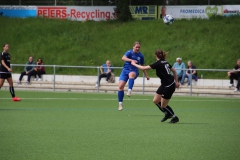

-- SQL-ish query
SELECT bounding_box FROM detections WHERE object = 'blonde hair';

[133,42,140,46]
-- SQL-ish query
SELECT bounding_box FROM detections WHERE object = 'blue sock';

[128,78,134,90]
[118,90,124,102]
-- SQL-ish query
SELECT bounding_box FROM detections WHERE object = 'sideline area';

[1,74,239,98]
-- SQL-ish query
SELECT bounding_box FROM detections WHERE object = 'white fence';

[7,64,238,96]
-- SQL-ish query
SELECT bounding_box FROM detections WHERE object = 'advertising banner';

[37,6,116,21]
[129,6,157,20]
[222,5,240,16]
[158,5,221,19]
[0,6,36,18]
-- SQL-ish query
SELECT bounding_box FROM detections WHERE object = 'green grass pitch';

[0,90,240,160]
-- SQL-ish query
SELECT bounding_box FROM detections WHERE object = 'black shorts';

[156,82,176,99]
[0,73,12,79]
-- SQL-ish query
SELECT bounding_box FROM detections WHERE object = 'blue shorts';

[119,69,139,82]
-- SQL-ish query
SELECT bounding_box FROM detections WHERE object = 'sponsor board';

[129,6,157,20]
[158,5,221,19]
[223,5,240,16]
[0,6,36,18]
[37,6,116,21]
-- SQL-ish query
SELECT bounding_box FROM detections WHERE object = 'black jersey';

[0,52,11,72]
[150,59,174,86]
[234,65,240,76]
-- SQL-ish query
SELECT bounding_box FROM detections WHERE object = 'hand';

[227,72,231,76]
[146,76,150,80]
[131,60,137,65]
[175,82,180,88]
[26,71,29,74]
[7,68,12,72]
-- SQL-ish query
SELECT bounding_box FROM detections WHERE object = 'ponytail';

[155,49,169,60]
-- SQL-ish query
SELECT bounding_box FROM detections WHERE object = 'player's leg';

[0,78,5,89]
[161,98,179,123]
[153,93,174,122]
[156,84,179,123]
[118,70,128,111]
[127,71,138,97]
[153,86,171,122]
[7,77,21,101]
[153,93,165,112]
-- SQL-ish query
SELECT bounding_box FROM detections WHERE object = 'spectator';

[17,56,36,84]
[228,59,240,92]
[172,57,186,85]
[184,60,198,86]
[95,60,114,87]
[160,6,167,18]
[34,58,46,81]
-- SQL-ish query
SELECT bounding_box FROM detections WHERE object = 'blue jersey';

[101,64,114,73]
[123,50,145,71]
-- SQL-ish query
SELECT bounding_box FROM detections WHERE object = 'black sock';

[9,86,15,98]
[156,102,165,113]
[166,105,175,115]
[164,106,175,116]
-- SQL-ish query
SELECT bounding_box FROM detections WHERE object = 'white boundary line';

[0,98,149,101]
[0,98,240,102]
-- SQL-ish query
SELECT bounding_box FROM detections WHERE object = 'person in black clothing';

[0,44,21,101]
[228,59,240,92]
[131,49,180,123]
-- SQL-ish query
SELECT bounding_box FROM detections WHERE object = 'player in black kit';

[131,49,180,123]
[0,44,21,101]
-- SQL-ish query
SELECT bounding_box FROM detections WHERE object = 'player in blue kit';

[118,42,149,111]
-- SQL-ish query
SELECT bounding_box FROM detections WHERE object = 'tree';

[114,0,133,22]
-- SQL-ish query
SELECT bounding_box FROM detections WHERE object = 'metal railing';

[9,64,237,96]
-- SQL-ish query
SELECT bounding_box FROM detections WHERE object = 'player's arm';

[131,62,150,80]
[122,55,136,63]
[131,61,151,70]
[1,60,12,72]
[142,69,150,80]
[171,67,180,88]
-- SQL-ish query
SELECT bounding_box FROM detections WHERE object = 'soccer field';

[0,90,240,160]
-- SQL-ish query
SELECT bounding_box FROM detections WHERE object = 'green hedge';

[1,16,239,78]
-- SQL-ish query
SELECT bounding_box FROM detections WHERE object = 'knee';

[118,84,125,90]
[152,100,157,104]
[119,86,124,90]
[153,99,160,104]
[129,73,136,79]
